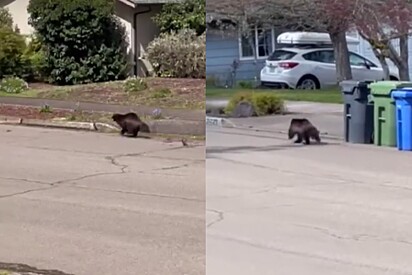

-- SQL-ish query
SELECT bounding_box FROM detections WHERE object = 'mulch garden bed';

[31,78,205,110]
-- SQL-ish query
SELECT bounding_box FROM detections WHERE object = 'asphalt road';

[206,124,412,275]
[0,125,205,275]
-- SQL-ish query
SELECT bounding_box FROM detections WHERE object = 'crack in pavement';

[0,176,50,185]
[0,145,202,199]
[73,185,203,202]
[206,209,224,228]
[0,186,57,199]
[295,223,412,246]
[208,233,412,275]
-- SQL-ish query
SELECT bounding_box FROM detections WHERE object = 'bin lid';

[340,80,370,94]
[392,89,412,99]
[369,81,412,96]
[340,80,359,94]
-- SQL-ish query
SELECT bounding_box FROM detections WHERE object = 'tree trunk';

[386,36,410,81]
[399,34,410,81]
[248,36,260,84]
[329,31,352,83]
[357,30,390,80]
[372,48,390,80]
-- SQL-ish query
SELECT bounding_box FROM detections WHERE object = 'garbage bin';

[340,80,374,144]
[391,88,412,151]
[369,81,412,147]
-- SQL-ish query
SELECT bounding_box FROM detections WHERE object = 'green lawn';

[206,87,343,104]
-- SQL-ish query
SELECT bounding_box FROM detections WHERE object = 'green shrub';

[225,91,284,116]
[253,93,285,116]
[146,29,205,78]
[27,0,130,85]
[124,77,148,93]
[23,34,48,82]
[0,28,28,79]
[0,77,29,94]
[153,0,205,36]
[238,81,253,89]
[40,104,52,113]
[151,87,172,98]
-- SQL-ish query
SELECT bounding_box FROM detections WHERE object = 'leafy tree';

[27,0,130,85]
[153,0,205,35]
[0,8,29,79]
[0,7,13,30]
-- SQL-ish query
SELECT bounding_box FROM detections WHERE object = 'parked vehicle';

[260,32,399,89]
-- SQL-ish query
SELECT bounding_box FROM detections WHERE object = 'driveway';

[0,125,205,275]
[207,124,412,275]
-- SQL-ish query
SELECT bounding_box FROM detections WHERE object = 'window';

[303,50,335,64]
[239,27,275,60]
[267,50,297,61]
[349,53,377,67]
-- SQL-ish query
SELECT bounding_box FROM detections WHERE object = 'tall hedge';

[27,0,130,85]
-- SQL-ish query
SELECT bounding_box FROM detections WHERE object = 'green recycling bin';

[370,81,412,147]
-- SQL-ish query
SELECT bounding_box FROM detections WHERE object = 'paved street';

[206,124,412,275]
[0,125,205,275]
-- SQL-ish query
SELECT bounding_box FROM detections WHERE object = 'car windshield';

[267,50,297,61]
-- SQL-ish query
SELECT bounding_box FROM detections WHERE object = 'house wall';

[134,4,162,76]
[206,28,412,84]
[0,0,33,35]
[114,1,134,76]
[206,29,264,86]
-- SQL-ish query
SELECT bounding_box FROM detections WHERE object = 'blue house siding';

[206,29,412,83]
[206,31,266,85]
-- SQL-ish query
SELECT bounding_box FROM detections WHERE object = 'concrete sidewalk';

[0,96,204,121]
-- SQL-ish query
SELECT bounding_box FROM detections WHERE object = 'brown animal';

[288,118,321,145]
[112,112,150,137]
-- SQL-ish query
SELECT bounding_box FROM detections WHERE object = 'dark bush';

[27,0,130,85]
[146,29,205,78]
[225,91,285,116]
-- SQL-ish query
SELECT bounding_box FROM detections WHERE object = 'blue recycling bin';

[391,88,412,151]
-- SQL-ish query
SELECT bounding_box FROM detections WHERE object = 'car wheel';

[296,76,319,90]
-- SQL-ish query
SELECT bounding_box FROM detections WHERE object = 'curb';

[206,116,236,128]
[0,116,205,136]
[0,97,204,121]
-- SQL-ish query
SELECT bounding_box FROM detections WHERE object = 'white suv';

[260,47,399,89]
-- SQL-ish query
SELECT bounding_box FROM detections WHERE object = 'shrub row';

[225,92,285,116]
[1,1,205,85]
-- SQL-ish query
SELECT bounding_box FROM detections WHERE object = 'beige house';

[0,0,178,76]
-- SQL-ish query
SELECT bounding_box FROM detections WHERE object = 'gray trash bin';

[340,80,374,144]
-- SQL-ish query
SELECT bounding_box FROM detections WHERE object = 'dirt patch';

[34,78,205,110]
